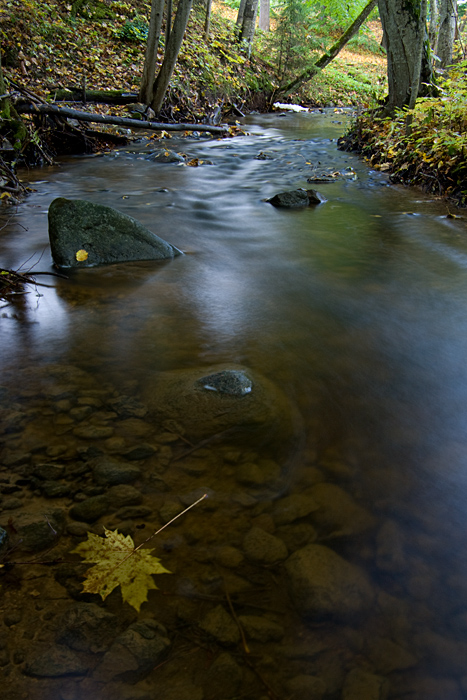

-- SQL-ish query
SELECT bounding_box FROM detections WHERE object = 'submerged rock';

[146,149,186,163]
[142,364,301,454]
[285,544,374,621]
[266,188,327,208]
[48,197,182,268]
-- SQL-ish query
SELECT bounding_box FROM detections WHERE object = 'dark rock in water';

[24,645,90,677]
[48,197,182,268]
[255,152,274,160]
[146,149,185,163]
[285,544,374,622]
[57,602,120,653]
[92,619,170,683]
[0,508,65,552]
[196,370,252,396]
[267,188,327,208]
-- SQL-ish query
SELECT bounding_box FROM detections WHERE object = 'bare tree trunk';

[236,0,247,27]
[278,0,377,96]
[166,0,173,46]
[378,0,431,112]
[259,0,270,32]
[240,0,259,49]
[204,0,213,39]
[139,0,165,104]
[429,0,440,52]
[152,0,194,114]
[437,0,457,67]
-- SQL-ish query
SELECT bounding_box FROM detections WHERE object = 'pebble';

[24,645,90,677]
[73,425,114,439]
[238,615,284,642]
[92,458,141,486]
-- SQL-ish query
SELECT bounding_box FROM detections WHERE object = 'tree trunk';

[437,0,457,67]
[240,0,259,48]
[166,0,173,46]
[378,0,431,112]
[429,0,440,52]
[259,0,270,32]
[151,0,194,114]
[236,0,247,27]
[139,0,165,104]
[278,0,377,96]
[204,0,213,39]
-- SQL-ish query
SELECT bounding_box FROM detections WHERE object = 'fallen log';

[15,101,228,135]
[50,89,139,104]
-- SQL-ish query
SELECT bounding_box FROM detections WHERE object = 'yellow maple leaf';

[76,249,88,262]
[71,528,171,612]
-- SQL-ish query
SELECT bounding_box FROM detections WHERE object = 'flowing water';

[2,111,467,699]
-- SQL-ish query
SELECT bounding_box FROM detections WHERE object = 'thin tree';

[139,0,165,104]
[240,0,259,48]
[437,0,457,67]
[151,0,194,113]
[277,0,378,96]
[259,0,270,32]
[204,0,213,39]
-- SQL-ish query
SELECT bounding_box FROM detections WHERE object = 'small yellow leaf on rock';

[76,249,88,261]
[187,158,199,167]
[72,528,171,612]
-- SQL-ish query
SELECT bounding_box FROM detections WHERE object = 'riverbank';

[340,61,467,208]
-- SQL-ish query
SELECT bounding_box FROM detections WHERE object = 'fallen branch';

[15,101,228,135]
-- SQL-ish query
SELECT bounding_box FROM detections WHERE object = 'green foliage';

[344,61,467,204]
[118,16,149,43]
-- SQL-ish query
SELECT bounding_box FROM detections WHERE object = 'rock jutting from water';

[266,188,327,208]
[48,197,182,268]
[142,364,301,456]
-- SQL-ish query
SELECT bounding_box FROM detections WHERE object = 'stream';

[2,110,467,700]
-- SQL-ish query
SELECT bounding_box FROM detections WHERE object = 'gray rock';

[34,463,66,480]
[342,668,389,700]
[24,646,90,677]
[116,505,152,520]
[143,364,300,453]
[146,149,186,163]
[236,459,281,487]
[199,605,240,645]
[285,544,374,621]
[41,480,71,498]
[92,619,170,683]
[243,527,288,565]
[69,495,109,522]
[92,458,141,486]
[266,188,326,208]
[48,197,182,268]
[57,603,120,652]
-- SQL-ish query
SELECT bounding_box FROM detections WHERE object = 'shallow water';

[1,111,467,699]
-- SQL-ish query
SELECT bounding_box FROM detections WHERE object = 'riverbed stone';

[92,619,170,683]
[57,603,120,653]
[106,484,142,508]
[286,674,326,700]
[92,457,141,486]
[0,508,65,551]
[146,149,186,163]
[205,652,242,697]
[69,494,109,522]
[199,604,240,645]
[266,188,326,208]
[143,364,300,453]
[243,526,288,565]
[308,482,375,537]
[342,668,389,700]
[48,197,182,268]
[24,645,90,677]
[238,614,284,642]
[273,493,319,525]
[285,544,374,621]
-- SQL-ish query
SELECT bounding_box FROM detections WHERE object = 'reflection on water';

[1,111,467,699]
